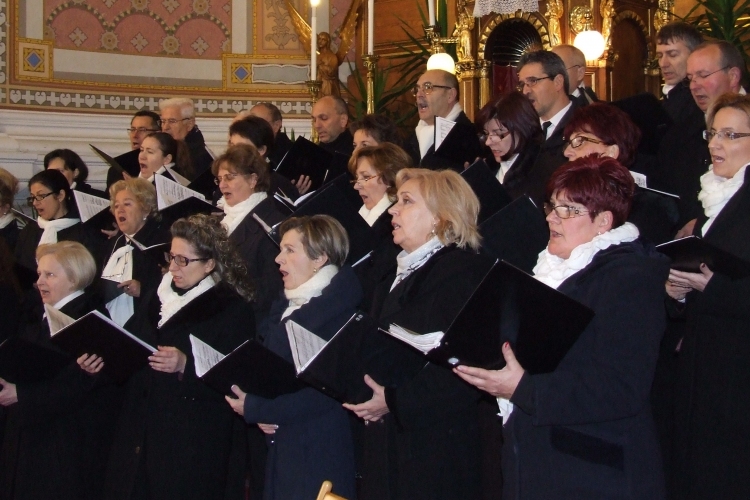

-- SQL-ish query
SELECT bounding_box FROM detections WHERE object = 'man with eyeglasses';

[515,50,578,207]
[106,110,161,189]
[158,97,215,182]
[686,41,745,114]
[404,69,482,171]
[552,45,598,107]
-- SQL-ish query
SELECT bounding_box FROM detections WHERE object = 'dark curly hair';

[170,214,255,301]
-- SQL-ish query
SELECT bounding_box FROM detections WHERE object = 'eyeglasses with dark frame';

[164,253,210,267]
[478,129,511,143]
[127,127,160,135]
[565,135,607,149]
[703,130,750,142]
[350,174,381,186]
[516,76,553,92]
[687,65,729,83]
[157,117,192,127]
[411,82,452,96]
[26,192,56,206]
[544,202,591,219]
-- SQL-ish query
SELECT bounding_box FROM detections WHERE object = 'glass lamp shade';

[426,53,456,74]
[573,30,606,61]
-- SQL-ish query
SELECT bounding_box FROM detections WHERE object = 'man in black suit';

[312,96,354,156]
[552,44,598,107]
[651,23,707,238]
[249,102,293,167]
[404,69,482,171]
[158,97,215,180]
[516,50,578,207]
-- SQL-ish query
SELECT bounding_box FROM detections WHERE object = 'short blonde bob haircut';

[348,143,413,199]
[0,167,19,207]
[109,178,158,216]
[36,241,97,290]
[278,215,349,268]
[395,168,481,250]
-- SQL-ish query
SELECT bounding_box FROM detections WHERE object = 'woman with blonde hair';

[0,241,122,500]
[345,168,494,499]
[100,178,170,328]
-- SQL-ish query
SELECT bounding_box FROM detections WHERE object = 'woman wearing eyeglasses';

[665,94,750,499]
[562,102,680,244]
[476,91,544,198]
[14,169,102,291]
[454,156,670,499]
[99,178,169,329]
[213,144,285,326]
[96,214,253,500]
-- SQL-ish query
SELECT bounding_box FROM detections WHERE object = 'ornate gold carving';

[285,0,362,96]
[570,5,593,34]
[453,1,475,63]
[477,11,551,60]
[653,0,674,33]
[545,0,564,46]
[600,0,615,48]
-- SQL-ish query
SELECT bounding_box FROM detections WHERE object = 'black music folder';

[461,159,512,223]
[190,335,306,399]
[286,312,381,404]
[91,145,141,178]
[656,235,750,279]
[379,260,595,375]
[479,196,549,274]
[159,196,216,223]
[0,336,71,384]
[11,208,35,227]
[275,137,332,191]
[46,307,156,384]
[187,167,217,200]
[258,178,374,265]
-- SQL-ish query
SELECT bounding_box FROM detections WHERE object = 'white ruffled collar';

[698,163,748,235]
[532,222,640,289]
[358,194,392,227]
[221,191,268,235]
[281,265,339,319]
[157,272,216,328]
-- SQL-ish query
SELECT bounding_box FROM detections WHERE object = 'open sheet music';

[155,174,205,209]
[73,191,110,223]
[434,116,457,151]
[190,334,226,378]
[45,304,77,335]
[165,165,191,187]
[285,321,329,374]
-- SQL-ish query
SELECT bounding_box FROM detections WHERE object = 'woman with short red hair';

[455,155,670,499]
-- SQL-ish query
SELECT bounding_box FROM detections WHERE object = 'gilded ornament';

[101,31,119,50]
[545,0,563,47]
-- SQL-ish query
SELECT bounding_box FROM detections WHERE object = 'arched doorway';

[479,13,550,97]
[609,13,650,100]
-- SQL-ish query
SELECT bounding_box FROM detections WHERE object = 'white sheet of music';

[384,324,444,354]
[434,116,456,151]
[190,334,226,378]
[73,191,109,223]
[45,304,76,336]
[155,174,205,209]
[630,171,647,188]
[285,320,328,373]
[165,166,190,187]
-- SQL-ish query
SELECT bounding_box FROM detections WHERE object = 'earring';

[431,221,437,237]
[597,231,602,235]
[143,216,148,221]
[313,268,318,273]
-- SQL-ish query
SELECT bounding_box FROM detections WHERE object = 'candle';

[428,0,435,26]
[367,0,374,55]
[310,4,317,80]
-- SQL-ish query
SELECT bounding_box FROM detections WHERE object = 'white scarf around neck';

[37,216,80,245]
[103,240,134,326]
[221,191,267,236]
[532,222,640,290]
[358,194,392,227]
[281,265,339,320]
[698,163,748,235]
[391,236,444,291]
[414,102,463,158]
[0,212,15,229]
[157,272,216,328]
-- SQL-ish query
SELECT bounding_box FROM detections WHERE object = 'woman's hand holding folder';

[343,374,389,423]
[454,343,525,400]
